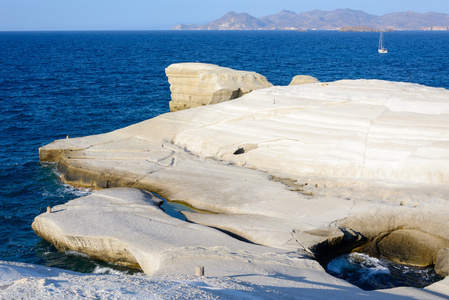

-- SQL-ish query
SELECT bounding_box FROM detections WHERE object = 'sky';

[1,0,448,31]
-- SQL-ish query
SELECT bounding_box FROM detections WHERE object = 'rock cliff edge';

[166,63,273,111]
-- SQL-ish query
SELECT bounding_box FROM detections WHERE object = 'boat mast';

[379,26,383,49]
[379,28,383,49]
[378,25,388,53]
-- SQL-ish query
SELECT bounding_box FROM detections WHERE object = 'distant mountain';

[172,11,268,30]
[380,11,449,30]
[171,9,449,31]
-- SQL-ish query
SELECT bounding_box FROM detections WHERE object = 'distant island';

[339,26,395,32]
[171,9,449,31]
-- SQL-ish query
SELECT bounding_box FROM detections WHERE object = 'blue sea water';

[1,31,448,278]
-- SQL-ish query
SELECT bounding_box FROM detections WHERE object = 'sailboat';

[378,27,388,54]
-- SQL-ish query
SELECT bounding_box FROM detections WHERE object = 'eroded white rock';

[289,75,320,85]
[4,260,446,299]
[166,63,273,111]
[29,187,449,298]
[170,80,449,186]
[32,188,324,276]
[36,79,449,296]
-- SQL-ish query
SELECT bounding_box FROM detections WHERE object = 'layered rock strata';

[31,188,449,298]
[165,63,273,111]
[36,75,449,296]
[33,188,326,277]
[168,80,449,185]
[31,188,346,282]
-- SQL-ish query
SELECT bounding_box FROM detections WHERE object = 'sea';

[1,30,448,287]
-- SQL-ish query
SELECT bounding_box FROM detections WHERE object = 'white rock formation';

[32,188,326,276]
[35,79,449,297]
[166,63,273,111]
[29,187,449,299]
[289,75,320,85]
[4,260,449,299]
[170,80,449,185]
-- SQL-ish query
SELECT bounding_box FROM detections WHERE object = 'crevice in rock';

[269,175,314,196]
[233,147,245,155]
[310,223,448,290]
[310,227,367,266]
[205,226,261,245]
[232,143,259,155]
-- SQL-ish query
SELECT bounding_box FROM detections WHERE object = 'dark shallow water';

[327,252,443,291]
[1,30,448,281]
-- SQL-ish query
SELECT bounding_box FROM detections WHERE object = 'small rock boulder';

[360,229,447,267]
[377,229,443,266]
[166,63,273,111]
[435,248,449,277]
[288,75,320,86]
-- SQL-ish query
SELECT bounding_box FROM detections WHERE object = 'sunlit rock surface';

[36,78,449,297]
[338,207,449,270]
[288,75,320,85]
[165,63,273,111]
[32,188,325,277]
[5,260,449,299]
[170,80,449,185]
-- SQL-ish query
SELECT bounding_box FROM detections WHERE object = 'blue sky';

[1,0,448,31]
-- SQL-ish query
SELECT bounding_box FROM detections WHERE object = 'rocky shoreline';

[18,63,449,298]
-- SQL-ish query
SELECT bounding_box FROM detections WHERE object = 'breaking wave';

[326,252,442,290]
